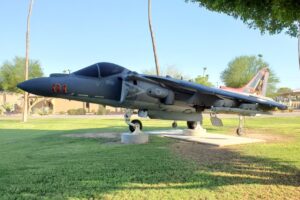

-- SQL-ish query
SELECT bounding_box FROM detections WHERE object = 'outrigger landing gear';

[236,115,245,136]
[124,109,143,133]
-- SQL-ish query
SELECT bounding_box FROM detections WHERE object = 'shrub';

[2,103,14,112]
[67,108,86,115]
[32,107,51,115]
[96,105,106,115]
[39,108,52,115]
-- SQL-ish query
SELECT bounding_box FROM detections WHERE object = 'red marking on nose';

[63,84,67,93]
[55,84,61,93]
[52,84,56,93]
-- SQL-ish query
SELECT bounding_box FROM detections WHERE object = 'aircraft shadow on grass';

[0,127,299,198]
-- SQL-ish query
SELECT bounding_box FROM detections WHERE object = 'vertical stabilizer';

[220,68,270,96]
[241,68,269,96]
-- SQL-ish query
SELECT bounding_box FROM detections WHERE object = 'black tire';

[236,128,244,136]
[187,121,197,129]
[129,119,143,133]
[172,122,177,128]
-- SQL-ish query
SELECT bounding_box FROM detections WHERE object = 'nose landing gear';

[124,109,143,133]
[129,119,143,133]
[122,109,148,144]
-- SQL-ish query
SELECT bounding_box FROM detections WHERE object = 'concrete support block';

[121,133,149,144]
[183,124,206,136]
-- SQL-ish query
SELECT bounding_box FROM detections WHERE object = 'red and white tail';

[220,68,269,96]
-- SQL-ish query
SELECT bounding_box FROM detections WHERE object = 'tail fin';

[242,68,269,96]
[220,68,269,96]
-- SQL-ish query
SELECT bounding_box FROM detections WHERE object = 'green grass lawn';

[0,117,299,200]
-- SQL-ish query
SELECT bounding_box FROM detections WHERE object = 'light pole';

[203,67,207,77]
[148,0,160,76]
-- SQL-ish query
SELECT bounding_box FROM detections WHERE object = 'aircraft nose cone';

[17,81,30,91]
[17,80,33,92]
[17,78,52,96]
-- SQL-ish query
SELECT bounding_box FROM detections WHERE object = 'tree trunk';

[3,92,6,104]
[148,0,160,76]
[22,0,34,122]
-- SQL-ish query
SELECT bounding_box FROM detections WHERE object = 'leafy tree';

[194,75,214,87]
[276,87,293,95]
[221,55,279,96]
[143,65,214,86]
[143,65,190,80]
[0,77,3,91]
[186,0,300,37]
[0,56,43,92]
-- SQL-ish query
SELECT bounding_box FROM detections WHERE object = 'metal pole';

[22,0,34,122]
[203,67,207,77]
[298,22,300,69]
[148,0,160,76]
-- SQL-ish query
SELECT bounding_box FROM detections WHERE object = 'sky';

[0,0,299,89]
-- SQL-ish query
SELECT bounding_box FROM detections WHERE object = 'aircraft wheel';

[129,119,143,133]
[187,121,197,129]
[236,128,244,136]
[172,121,177,128]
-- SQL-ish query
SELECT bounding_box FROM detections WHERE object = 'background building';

[0,92,123,115]
[276,88,300,110]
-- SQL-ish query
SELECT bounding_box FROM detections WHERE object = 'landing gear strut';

[129,119,143,133]
[172,121,177,128]
[124,109,143,133]
[236,115,245,136]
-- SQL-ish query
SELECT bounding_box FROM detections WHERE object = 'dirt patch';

[171,141,236,165]
[64,133,120,139]
[243,129,293,143]
[171,131,293,165]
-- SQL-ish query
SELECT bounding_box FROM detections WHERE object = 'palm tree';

[148,0,160,76]
[298,22,300,69]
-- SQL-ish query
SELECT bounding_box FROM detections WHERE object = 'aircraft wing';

[140,75,287,110]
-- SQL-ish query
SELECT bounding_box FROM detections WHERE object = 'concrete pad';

[121,133,149,144]
[146,129,265,147]
[147,129,183,135]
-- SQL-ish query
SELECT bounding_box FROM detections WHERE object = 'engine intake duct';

[147,87,174,105]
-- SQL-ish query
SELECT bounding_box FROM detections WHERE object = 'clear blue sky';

[1,0,299,88]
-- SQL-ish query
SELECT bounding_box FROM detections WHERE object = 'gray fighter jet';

[18,62,287,135]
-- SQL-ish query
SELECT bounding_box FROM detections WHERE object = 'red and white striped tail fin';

[220,68,269,96]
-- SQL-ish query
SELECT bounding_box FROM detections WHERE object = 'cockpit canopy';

[73,62,125,78]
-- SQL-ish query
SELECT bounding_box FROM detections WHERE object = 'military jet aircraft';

[18,62,287,135]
